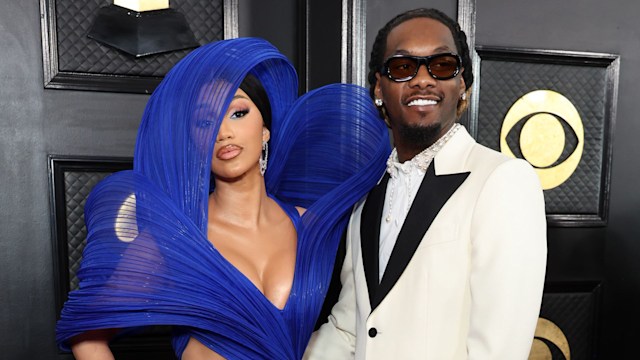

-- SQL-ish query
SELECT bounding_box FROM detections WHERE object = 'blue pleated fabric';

[56,37,390,359]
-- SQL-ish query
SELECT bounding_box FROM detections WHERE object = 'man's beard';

[395,122,443,152]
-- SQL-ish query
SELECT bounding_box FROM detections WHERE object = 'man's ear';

[374,73,383,101]
[458,68,467,95]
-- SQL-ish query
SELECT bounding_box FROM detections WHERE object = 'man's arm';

[304,224,358,359]
[467,159,547,359]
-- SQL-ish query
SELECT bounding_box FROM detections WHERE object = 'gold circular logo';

[500,90,584,190]
[528,317,571,360]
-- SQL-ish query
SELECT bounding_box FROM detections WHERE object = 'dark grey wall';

[239,0,298,63]
[1,2,147,359]
[475,1,640,356]
[239,0,343,92]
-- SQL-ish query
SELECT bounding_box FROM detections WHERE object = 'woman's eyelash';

[230,109,249,119]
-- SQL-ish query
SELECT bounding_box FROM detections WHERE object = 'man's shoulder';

[470,141,510,163]
[440,126,522,171]
[463,142,505,170]
[466,142,537,181]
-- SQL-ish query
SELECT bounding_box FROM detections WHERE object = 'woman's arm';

[70,329,118,360]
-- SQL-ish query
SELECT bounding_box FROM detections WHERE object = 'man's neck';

[394,122,459,162]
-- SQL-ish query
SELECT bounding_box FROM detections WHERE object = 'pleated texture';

[56,37,391,359]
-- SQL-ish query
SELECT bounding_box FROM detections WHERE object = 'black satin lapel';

[360,173,389,308]
[372,164,470,311]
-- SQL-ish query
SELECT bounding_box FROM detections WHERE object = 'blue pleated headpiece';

[56,37,391,359]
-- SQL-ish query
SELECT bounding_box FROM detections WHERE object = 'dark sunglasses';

[381,53,462,82]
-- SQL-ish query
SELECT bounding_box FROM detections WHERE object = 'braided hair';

[367,8,474,103]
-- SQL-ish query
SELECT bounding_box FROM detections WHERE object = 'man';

[305,8,547,360]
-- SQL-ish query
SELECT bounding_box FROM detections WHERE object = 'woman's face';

[211,88,270,181]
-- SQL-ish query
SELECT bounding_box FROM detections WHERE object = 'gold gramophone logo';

[500,90,584,190]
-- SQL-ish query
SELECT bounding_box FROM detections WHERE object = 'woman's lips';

[216,144,242,160]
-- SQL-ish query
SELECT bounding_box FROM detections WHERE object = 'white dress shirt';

[378,124,461,282]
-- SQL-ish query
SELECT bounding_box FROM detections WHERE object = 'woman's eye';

[230,109,248,119]
[196,120,214,128]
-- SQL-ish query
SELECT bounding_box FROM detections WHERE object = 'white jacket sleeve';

[304,222,358,360]
[467,159,547,359]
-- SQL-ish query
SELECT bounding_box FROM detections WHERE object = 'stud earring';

[460,93,467,101]
[374,98,383,107]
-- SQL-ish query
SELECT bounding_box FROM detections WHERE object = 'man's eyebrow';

[391,46,456,56]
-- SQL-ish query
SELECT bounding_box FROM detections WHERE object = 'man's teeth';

[408,99,437,106]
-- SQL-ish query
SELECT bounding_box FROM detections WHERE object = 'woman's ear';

[262,127,270,142]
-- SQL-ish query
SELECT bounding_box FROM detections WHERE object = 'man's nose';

[409,63,436,87]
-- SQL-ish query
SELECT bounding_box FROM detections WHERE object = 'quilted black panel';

[64,171,112,291]
[537,287,600,359]
[477,59,607,215]
[55,0,223,76]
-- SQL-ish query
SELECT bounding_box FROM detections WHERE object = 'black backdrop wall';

[475,1,640,357]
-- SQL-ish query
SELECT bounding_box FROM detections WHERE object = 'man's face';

[375,17,466,154]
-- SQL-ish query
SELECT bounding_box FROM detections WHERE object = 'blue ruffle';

[56,37,390,359]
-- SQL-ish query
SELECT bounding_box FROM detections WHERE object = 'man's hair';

[367,8,474,100]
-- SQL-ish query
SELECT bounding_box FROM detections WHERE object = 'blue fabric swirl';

[56,37,390,359]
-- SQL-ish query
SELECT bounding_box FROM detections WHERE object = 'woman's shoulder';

[267,195,303,220]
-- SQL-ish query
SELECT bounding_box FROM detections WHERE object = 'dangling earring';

[374,98,383,107]
[259,140,268,176]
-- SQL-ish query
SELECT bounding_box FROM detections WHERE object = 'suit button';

[368,327,377,338]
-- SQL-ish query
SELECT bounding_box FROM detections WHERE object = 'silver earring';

[460,93,467,101]
[259,140,268,176]
[374,98,383,107]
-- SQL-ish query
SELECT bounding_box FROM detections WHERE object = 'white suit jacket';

[305,127,547,360]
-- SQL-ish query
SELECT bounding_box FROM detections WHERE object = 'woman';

[56,38,390,359]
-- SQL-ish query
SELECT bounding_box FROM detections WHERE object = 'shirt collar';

[386,123,461,177]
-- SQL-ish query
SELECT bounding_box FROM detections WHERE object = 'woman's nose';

[216,120,233,141]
